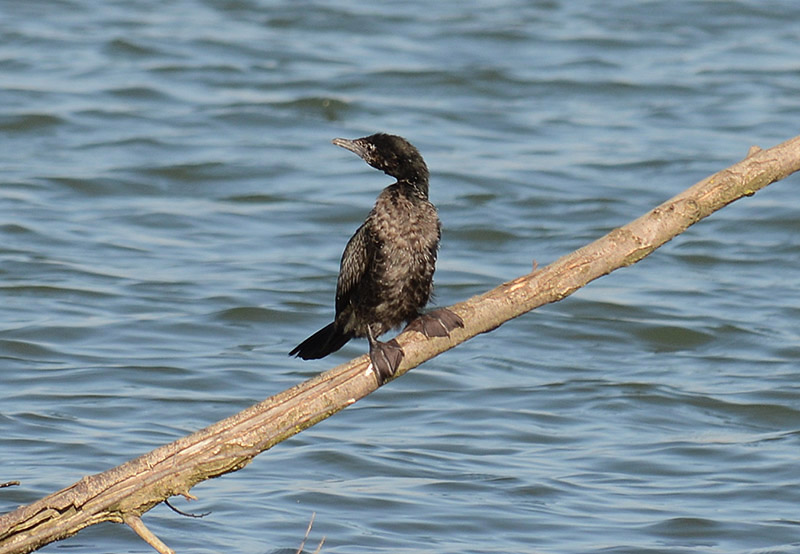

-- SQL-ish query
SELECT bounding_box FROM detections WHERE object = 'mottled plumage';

[289,133,462,383]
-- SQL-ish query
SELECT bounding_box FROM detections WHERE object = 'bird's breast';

[370,193,440,258]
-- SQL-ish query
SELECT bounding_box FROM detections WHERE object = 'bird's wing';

[335,223,373,315]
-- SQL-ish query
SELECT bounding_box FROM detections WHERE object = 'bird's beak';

[332,137,369,160]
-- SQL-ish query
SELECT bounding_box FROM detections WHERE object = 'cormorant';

[289,133,463,384]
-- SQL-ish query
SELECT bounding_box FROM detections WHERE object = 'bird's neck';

[392,161,430,199]
[397,176,429,200]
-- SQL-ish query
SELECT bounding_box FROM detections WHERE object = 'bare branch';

[296,512,316,554]
[124,515,174,554]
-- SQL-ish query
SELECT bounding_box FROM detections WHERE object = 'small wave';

[0,113,64,133]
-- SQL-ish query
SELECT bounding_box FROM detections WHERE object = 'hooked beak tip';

[332,137,367,159]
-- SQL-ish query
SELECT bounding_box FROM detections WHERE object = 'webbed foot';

[404,308,464,338]
[368,338,404,385]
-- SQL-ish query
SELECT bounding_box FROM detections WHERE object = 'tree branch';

[1,135,799,554]
[124,515,175,554]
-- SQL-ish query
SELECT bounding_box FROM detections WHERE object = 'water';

[2,1,799,552]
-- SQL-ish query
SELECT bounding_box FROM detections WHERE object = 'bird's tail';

[289,322,353,360]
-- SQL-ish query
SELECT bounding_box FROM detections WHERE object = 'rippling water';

[2,1,800,553]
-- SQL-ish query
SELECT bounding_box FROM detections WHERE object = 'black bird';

[289,133,463,384]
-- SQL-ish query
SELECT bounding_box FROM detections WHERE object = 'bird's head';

[332,133,429,190]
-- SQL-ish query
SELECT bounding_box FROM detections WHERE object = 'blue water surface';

[1,1,799,553]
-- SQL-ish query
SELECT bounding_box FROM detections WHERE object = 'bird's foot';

[404,308,464,338]
[369,338,404,385]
